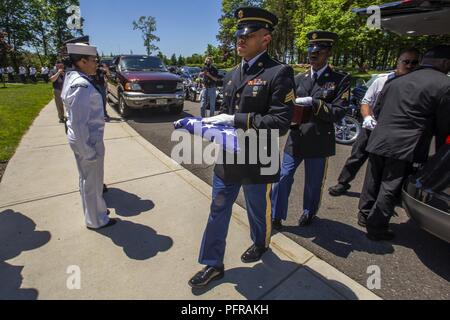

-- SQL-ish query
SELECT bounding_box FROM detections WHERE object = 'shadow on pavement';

[191,250,359,300]
[94,218,173,261]
[342,191,362,199]
[104,188,155,217]
[105,116,125,123]
[391,220,450,282]
[281,217,394,258]
[0,209,51,300]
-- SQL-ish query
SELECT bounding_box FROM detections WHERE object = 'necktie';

[312,72,318,84]
[243,62,250,75]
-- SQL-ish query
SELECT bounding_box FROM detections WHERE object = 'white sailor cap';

[66,43,97,56]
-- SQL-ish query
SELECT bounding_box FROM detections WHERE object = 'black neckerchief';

[76,71,105,106]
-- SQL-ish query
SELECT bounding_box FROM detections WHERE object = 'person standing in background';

[360,45,450,241]
[19,66,27,83]
[41,66,50,83]
[50,62,66,123]
[6,66,14,82]
[328,48,420,198]
[29,66,37,83]
[199,57,219,117]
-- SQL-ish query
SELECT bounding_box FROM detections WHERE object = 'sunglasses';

[401,59,419,66]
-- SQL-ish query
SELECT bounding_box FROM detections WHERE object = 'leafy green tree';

[177,55,185,66]
[170,53,177,65]
[132,16,160,55]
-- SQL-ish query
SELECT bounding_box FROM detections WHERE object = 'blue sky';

[79,0,222,57]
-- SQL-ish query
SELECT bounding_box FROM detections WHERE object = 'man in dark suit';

[188,7,295,289]
[360,45,450,241]
[271,31,351,229]
[328,48,420,197]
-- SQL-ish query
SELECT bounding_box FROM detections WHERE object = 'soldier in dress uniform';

[271,31,351,229]
[188,6,295,289]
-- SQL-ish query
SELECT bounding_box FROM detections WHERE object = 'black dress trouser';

[359,153,410,230]
[338,128,371,184]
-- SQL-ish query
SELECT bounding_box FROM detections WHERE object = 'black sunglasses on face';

[401,59,419,66]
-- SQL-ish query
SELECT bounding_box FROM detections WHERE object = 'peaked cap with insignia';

[234,7,278,38]
[306,31,338,53]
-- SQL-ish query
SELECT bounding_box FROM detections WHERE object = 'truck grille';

[139,81,178,94]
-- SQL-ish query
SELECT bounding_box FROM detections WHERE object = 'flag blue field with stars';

[173,117,240,153]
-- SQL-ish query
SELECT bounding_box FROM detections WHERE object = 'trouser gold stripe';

[265,184,272,248]
[317,158,329,211]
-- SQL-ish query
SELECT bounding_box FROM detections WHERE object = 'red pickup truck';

[107,55,184,117]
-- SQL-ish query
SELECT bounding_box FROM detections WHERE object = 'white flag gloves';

[203,114,235,126]
[295,97,313,107]
[362,115,377,131]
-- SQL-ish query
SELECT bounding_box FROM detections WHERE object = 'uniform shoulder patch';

[70,83,88,89]
[285,89,295,103]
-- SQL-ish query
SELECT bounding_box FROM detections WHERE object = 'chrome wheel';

[335,116,361,145]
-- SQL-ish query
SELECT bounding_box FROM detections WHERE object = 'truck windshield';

[120,56,167,72]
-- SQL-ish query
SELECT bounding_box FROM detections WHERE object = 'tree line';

[216,0,450,70]
[0,0,82,68]
[3,0,449,71]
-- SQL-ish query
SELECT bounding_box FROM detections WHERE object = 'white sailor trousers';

[70,140,109,229]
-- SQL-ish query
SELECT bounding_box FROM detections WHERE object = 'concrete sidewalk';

[0,100,380,300]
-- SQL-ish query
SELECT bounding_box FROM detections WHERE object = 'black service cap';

[234,7,278,38]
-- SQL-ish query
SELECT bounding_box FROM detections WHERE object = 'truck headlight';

[124,82,142,91]
[176,82,183,90]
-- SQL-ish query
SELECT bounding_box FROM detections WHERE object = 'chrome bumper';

[123,91,184,109]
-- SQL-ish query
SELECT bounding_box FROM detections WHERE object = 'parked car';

[180,66,201,79]
[403,144,450,243]
[353,0,450,36]
[354,0,450,243]
[106,55,184,117]
[100,57,114,68]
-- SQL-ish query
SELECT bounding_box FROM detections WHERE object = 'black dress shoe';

[328,183,351,196]
[298,212,315,227]
[188,266,224,288]
[272,219,283,231]
[103,184,108,193]
[357,212,367,228]
[366,228,395,241]
[241,245,268,263]
[86,218,117,231]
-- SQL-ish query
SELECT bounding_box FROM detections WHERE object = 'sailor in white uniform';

[62,42,116,230]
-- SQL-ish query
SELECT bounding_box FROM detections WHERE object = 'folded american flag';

[173,117,240,153]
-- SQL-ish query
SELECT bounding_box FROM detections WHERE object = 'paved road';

[121,100,450,300]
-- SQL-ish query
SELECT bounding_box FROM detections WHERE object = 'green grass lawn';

[0,83,53,162]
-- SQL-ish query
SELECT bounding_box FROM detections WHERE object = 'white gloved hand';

[362,115,377,131]
[203,114,235,126]
[295,97,313,107]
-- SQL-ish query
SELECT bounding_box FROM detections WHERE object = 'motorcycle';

[334,83,367,145]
